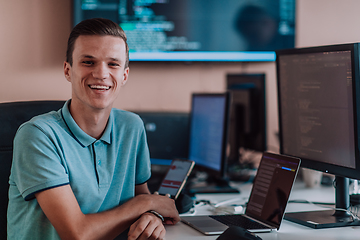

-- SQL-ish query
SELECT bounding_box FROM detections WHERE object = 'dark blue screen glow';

[189,95,227,171]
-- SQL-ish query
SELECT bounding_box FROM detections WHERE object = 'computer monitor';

[276,43,360,228]
[133,111,190,165]
[187,93,238,193]
[226,74,267,164]
[72,0,296,62]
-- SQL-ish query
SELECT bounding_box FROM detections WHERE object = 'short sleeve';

[135,121,151,185]
[11,122,69,200]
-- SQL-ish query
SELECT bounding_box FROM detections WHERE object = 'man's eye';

[82,61,93,65]
[109,63,120,67]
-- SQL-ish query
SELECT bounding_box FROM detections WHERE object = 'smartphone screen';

[157,159,195,199]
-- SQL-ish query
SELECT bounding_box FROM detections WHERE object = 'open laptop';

[181,152,301,235]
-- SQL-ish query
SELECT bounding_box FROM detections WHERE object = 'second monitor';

[227,73,267,163]
[187,92,238,194]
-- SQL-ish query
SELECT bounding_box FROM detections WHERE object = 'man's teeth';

[90,85,110,90]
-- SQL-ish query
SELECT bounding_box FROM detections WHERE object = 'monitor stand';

[285,176,360,228]
[188,176,240,195]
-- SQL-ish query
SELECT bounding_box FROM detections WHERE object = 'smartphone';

[157,159,195,200]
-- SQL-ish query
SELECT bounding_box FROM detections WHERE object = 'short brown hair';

[66,18,129,68]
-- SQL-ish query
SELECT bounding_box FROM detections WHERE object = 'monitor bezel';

[276,43,360,180]
[188,92,230,179]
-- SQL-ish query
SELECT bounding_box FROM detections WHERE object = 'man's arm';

[35,184,180,240]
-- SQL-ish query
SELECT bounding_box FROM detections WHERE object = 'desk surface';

[165,181,360,240]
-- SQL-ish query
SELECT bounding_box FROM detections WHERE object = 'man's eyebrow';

[80,55,120,61]
[81,55,95,59]
[109,57,120,62]
[79,55,121,64]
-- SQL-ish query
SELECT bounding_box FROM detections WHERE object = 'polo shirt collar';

[61,100,112,147]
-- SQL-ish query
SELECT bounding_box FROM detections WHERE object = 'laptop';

[181,152,301,235]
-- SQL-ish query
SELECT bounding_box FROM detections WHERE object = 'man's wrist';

[146,210,164,222]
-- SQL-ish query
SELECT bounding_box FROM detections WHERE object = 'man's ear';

[121,67,130,86]
[64,61,72,82]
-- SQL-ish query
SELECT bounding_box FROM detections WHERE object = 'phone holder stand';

[175,193,194,213]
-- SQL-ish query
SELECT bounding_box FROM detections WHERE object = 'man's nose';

[92,63,109,79]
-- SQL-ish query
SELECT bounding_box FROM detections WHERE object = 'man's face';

[64,35,129,112]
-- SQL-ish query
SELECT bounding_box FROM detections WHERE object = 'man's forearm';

[35,185,155,240]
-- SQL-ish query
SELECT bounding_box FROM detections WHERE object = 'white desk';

[165,182,360,239]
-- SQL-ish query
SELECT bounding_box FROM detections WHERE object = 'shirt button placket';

[93,141,101,185]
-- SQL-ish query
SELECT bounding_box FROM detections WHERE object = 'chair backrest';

[0,100,65,239]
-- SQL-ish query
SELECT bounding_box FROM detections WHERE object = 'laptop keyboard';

[210,215,269,230]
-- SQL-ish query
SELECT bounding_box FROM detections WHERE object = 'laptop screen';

[245,152,300,229]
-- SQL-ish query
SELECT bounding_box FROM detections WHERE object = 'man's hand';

[128,212,166,240]
[134,184,180,226]
[135,193,181,225]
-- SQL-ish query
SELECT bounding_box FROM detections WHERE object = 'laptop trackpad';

[181,216,228,235]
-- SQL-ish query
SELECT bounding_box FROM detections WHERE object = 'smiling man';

[7,18,180,240]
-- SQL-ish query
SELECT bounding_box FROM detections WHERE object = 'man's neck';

[69,101,111,139]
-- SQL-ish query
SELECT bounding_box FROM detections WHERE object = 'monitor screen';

[133,111,189,165]
[276,43,360,228]
[276,44,360,178]
[73,0,295,62]
[188,93,229,177]
[226,74,267,164]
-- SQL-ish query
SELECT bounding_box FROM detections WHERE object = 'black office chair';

[0,100,65,239]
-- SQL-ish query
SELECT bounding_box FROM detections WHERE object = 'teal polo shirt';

[7,100,151,239]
